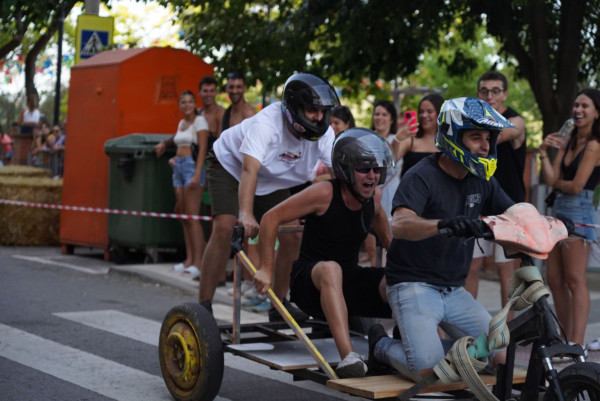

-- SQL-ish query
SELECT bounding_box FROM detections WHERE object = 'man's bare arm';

[391,207,440,241]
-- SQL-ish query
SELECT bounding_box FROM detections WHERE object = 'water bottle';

[555,118,575,148]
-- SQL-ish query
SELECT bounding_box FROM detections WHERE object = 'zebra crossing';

[0,308,356,401]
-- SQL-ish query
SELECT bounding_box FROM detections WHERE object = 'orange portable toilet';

[60,47,213,258]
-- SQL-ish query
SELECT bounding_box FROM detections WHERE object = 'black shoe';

[200,300,213,315]
[368,324,393,375]
[268,299,309,323]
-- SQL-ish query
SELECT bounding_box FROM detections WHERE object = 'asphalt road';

[2,245,600,401]
[0,246,359,401]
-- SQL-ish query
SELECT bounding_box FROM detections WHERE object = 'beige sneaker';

[335,352,367,378]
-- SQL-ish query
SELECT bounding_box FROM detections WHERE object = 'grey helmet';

[332,128,394,185]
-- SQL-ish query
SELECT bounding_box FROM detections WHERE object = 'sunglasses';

[355,166,385,174]
[227,72,243,79]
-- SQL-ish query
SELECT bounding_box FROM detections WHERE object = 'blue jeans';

[553,189,598,241]
[374,282,493,380]
[172,156,198,187]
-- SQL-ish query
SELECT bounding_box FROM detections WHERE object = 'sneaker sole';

[336,362,367,379]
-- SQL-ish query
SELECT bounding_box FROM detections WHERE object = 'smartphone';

[404,111,418,135]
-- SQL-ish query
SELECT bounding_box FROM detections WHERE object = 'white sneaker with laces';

[335,352,367,378]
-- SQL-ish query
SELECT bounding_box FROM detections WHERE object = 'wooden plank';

[327,369,528,399]
[226,337,368,371]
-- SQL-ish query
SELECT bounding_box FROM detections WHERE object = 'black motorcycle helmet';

[332,128,394,186]
[281,72,340,141]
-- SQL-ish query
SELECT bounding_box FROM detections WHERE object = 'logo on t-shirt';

[279,151,302,164]
[465,193,481,208]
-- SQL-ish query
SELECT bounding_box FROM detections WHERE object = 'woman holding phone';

[392,93,444,177]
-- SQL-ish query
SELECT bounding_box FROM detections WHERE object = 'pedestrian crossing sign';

[75,14,114,64]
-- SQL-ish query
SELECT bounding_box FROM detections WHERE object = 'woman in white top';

[18,93,41,136]
[155,91,209,277]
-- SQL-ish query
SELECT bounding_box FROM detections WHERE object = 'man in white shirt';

[199,73,339,321]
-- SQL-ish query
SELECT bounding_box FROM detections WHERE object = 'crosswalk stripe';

[12,255,110,275]
[0,321,233,401]
[0,323,171,401]
[53,309,355,400]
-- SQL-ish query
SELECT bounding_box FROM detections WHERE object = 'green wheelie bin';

[104,134,184,263]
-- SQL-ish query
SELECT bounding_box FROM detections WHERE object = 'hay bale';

[0,165,51,178]
[0,176,62,245]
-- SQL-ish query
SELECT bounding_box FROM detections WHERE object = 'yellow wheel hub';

[163,321,200,390]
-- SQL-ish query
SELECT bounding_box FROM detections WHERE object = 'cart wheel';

[543,362,600,401]
[159,302,223,401]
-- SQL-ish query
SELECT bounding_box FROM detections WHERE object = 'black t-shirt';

[298,179,374,268]
[495,107,526,202]
[386,154,513,287]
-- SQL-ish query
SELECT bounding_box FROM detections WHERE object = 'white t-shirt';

[173,115,208,146]
[213,102,334,195]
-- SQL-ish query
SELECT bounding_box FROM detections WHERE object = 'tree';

[467,1,597,135]
[1,0,79,96]
[166,0,599,136]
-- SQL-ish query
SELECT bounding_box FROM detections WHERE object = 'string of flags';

[1,54,75,84]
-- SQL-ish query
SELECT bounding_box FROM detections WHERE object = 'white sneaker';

[243,286,259,299]
[227,280,254,296]
[335,352,367,378]
[587,338,600,352]
[173,263,185,273]
[182,265,200,279]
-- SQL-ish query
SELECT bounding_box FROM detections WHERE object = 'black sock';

[200,300,213,315]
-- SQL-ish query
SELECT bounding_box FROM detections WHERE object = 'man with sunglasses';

[199,73,339,321]
[254,128,393,378]
[466,71,527,316]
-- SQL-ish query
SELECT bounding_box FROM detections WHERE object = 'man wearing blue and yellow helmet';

[435,97,514,181]
[367,97,514,380]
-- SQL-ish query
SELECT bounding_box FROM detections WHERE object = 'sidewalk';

[111,259,600,363]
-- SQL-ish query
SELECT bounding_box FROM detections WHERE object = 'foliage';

[467,1,600,134]
[0,0,79,98]
[164,0,599,137]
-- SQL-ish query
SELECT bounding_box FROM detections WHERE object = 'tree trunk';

[23,1,78,97]
[0,10,26,60]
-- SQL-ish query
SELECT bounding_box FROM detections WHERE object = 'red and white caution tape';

[0,199,213,221]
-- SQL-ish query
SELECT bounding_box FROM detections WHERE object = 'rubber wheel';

[543,362,600,401]
[159,303,224,401]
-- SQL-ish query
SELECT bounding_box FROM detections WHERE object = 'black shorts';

[290,260,391,320]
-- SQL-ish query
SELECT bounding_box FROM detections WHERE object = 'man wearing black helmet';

[254,128,393,378]
[368,97,513,381]
[198,73,339,319]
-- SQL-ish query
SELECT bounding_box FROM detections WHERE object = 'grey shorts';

[206,150,290,220]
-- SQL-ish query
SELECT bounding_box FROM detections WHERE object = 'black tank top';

[401,151,433,177]
[198,107,219,152]
[561,143,600,190]
[221,106,232,131]
[494,107,526,202]
[299,180,374,266]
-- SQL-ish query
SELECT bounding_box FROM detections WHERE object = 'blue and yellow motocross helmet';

[435,97,514,180]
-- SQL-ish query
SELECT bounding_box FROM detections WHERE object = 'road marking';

[55,310,160,346]
[54,309,356,400]
[12,255,110,275]
[0,323,172,401]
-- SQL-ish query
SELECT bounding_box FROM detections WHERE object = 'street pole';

[53,1,65,125]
